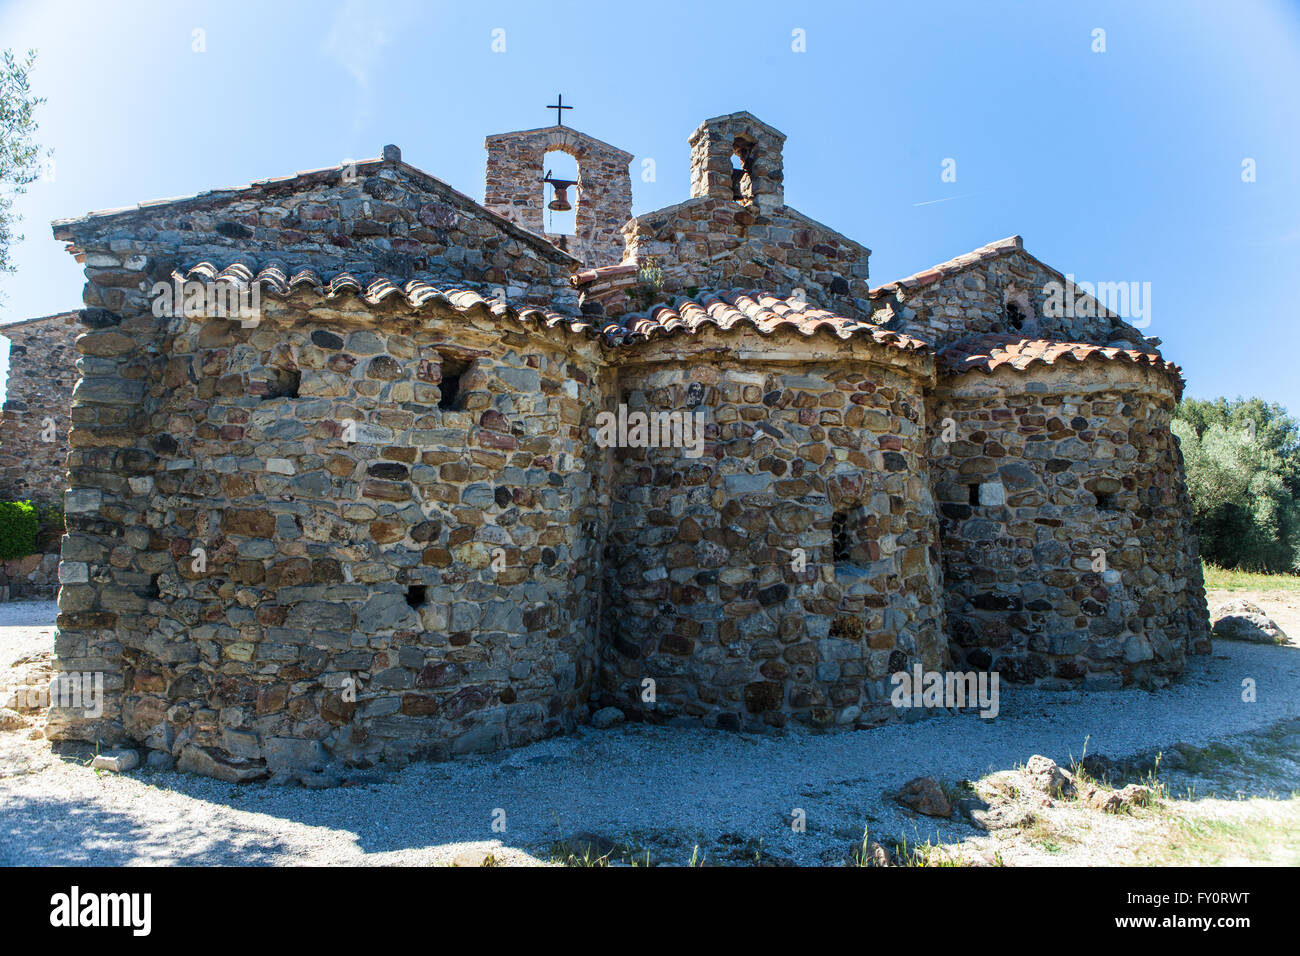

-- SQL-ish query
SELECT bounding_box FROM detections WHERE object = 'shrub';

[1174,397,1300,573]
[0,500,38,560]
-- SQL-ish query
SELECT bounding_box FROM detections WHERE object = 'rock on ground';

[1211,599,1289,644]
[894,776,952,818]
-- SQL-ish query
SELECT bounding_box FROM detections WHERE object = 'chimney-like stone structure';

[484,125,633,268]
[688,110,786,211]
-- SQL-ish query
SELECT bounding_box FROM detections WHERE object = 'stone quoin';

[34,108,1208,779]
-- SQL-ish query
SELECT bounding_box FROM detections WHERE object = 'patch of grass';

[1147,798,1300,866]
[1202,562,1300,592]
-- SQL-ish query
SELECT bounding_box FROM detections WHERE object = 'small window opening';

[438,354,471,411]
[1096,492,1116,511]
[405,585,427,608]
[1006,300,1026,330]
[969,483,981,506]
[263,368,300,400]
[731,138,755,201]
[542,149,577,236]
[832,510,851,563]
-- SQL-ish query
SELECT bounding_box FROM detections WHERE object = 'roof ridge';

[869,235,1024,295]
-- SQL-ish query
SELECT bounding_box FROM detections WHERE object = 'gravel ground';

[0,600,57,666]
[1,601,1298,866]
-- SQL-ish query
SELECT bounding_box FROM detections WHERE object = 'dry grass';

[1202,562,1300,592]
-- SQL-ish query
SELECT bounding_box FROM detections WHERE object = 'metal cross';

[547,94,573,127]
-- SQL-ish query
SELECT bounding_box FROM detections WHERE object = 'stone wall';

[484,126,633,269]
[575,111,872,322]
[609,201,874,321]
[0,551,61,602]
[598,327,948,730]
[47,267,612,773]
[53,148,581,318]
[930,361,1208,687]
[871,242,1153,351]
[0,311,80,502]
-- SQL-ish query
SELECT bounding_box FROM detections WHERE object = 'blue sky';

[1,0,1297,411]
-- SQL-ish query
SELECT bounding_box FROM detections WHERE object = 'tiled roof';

[938,333,1184,395]
[169,267,927,357]
[176,262,599,338]
[870,235,1024,296]
[604,290,931,352]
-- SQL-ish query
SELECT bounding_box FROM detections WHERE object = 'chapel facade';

[43,109,1209,779]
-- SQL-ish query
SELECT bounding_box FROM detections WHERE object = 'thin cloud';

[323,0,396,89]
[912,193,978,207]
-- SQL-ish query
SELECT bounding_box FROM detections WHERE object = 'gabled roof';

[605,290,930,352]
[870,236,1024,296]
[50,148,578,266]
[939,333,1184,398]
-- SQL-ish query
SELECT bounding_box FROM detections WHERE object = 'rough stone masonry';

[0,311,80,600]
[40,109,1208,780]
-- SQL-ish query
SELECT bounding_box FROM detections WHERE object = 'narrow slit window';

[832,510,850,563]
[1006,300,1026,329]
[969,483,981,506]
[438,355,471,411]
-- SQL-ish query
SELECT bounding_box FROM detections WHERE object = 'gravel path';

[1,602,1298,866]
[0,600,57,666]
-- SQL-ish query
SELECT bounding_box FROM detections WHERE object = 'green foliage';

[0,48,50,295]
[1173,397,1300,573]
[0,499,38,560]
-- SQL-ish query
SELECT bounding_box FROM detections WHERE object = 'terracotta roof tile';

[604,290,931,352]
[176,262,599,338]
[938,332,1184,397]
[572,262,639,286]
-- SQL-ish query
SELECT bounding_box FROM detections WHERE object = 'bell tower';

[484,96,634,268]
[688,110,786,212]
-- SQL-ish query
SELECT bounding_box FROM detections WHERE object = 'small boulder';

[177,745,267,783]
[1085,783,1153,813]
[91,750,139,773]
[894,776,953,818]
[1024,755,1074,798]
[1211,600,1288,644]
[591,706,626,730]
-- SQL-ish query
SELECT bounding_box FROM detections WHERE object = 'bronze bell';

[548,184,572,212]
[543,171,577,212]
